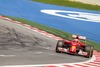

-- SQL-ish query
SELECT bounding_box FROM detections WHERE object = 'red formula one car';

[55,34,94,58]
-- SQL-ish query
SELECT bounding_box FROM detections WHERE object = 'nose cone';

[70,46,76,53]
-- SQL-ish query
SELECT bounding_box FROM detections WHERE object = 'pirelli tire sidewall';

[85,45,94,58]
[55,40,64,53]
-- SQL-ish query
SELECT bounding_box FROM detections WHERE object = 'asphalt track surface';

[0,19,90,66]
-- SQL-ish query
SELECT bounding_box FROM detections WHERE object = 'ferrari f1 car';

[55,34,94,58]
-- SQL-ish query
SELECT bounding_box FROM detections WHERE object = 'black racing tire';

[55,40,64,53]
[85,45,94,58]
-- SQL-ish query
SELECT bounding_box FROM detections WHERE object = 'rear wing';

[72,34,86,40]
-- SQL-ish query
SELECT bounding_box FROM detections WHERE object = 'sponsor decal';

[41,10,100,23]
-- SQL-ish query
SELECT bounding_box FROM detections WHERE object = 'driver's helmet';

[75,34,79,39]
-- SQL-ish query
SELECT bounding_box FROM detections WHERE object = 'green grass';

[5,16,100,51]
[32,0,100,11]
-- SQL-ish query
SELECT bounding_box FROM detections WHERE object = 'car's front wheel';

[55,40,64,53]
[85,45,94,58]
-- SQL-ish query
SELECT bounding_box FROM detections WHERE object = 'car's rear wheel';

[55,40,64,53]
[85,45,94,58]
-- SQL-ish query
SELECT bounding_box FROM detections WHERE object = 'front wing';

[58,47,87,56]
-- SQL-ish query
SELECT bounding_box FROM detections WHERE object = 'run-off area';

[0,19,90,66]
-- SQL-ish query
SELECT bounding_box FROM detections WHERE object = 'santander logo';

[41,9,100,23]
